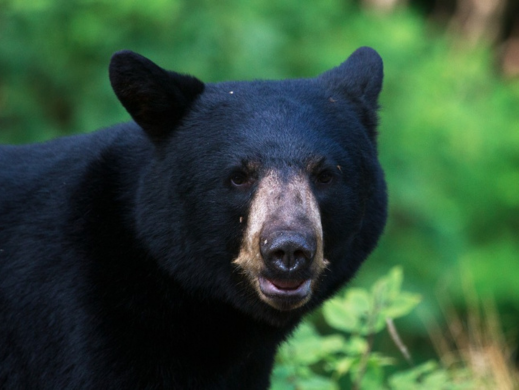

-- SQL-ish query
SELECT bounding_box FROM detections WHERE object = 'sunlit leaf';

[382,292,422,319]
[322,297,360,333]
[344,336,368,356]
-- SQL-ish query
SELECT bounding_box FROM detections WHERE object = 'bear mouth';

[258,276,312,310]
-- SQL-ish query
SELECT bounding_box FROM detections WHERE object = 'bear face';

[110,49,387,327]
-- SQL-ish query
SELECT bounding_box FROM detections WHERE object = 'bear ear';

[109,50,205,138]
[319,47,383,140]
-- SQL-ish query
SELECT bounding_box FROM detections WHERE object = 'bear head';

[109,47,387,326]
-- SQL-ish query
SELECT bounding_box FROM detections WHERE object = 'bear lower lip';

[269,279,304,290]
[259,277,311,297]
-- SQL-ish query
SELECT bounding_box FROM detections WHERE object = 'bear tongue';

[269,279,304,290]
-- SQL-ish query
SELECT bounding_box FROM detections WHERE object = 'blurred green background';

[1,0,518,370]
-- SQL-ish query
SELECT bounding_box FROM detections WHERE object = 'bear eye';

[316,171,334,185]
[230,172,250,187]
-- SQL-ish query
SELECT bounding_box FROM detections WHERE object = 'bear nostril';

[294,249,308,261]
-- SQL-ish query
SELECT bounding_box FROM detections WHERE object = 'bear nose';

[260,231,316,273]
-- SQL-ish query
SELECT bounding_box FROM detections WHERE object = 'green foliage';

[323,267,421,335]
[272,268,481,389]
[388,361,479,390]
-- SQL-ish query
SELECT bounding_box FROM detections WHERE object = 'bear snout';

[232,170,329,311]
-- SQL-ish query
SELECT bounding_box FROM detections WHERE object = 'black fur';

[0,47,387,389]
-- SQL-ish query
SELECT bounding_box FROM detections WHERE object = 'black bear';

[0,47,387,389]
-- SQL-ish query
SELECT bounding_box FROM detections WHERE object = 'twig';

[386,318,414,366]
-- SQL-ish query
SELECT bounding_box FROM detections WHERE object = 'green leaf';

[280,322,346,365]
[382,292,422,319]
[325,288,372,332]
[270,365,297,390]
[344,336,368,356]
[333,357,354,377]
[350,355,388,389]
[388,360,439,389]
[322,295,361,333]
[386,266,404,295]
[320,335,347,355]
[347,289,372,315]
[372,266,402,304]
[295,375,339,390]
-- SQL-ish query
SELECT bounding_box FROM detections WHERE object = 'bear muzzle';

[232,170,328,311]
